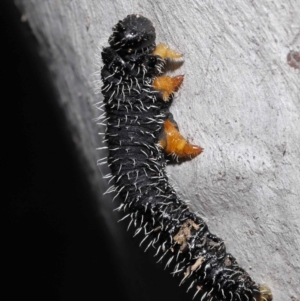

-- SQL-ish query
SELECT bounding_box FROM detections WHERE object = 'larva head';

[109,14,156,52]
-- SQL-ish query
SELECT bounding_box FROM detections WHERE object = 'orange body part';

[153,42,202,158]
[159,119,203,158]
[152,43,182,59]
[153,75,184,100]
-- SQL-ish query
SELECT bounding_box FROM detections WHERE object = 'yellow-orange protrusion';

[152,43,182,59]
[153,75,184,100]
[159,119,203,158]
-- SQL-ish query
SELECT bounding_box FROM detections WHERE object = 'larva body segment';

[100,14,272,301]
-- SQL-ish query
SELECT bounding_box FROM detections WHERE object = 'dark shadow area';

[2,2,131,301]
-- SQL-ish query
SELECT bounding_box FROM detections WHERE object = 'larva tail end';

[254,284,273,301]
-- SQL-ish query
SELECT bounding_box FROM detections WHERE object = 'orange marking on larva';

[152,43,182,59]
[152,75,184,100]
[159,119,203,158]
[190,257,204,272]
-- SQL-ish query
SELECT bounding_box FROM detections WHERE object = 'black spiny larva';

[99,14,272,301]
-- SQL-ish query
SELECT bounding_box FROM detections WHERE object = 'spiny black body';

[100,14,270,301]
